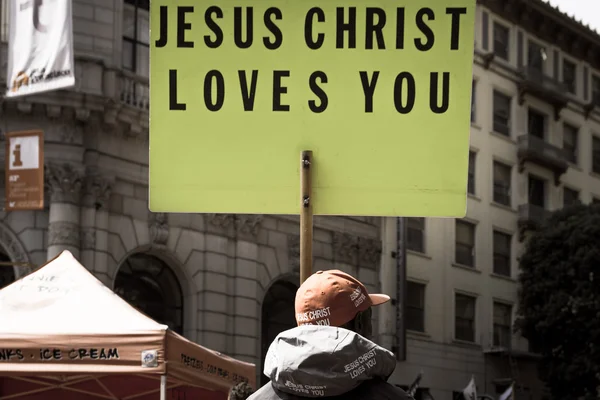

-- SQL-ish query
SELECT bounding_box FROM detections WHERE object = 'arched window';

[114,253,183,334]
[0,251,15,290]
[261,280,297,386]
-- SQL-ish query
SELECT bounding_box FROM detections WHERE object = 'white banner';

[5,0,74,97]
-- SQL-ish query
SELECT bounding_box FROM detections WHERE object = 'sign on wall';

[150,1,475,217]
[5,130,44,211]
[5,0,75,97]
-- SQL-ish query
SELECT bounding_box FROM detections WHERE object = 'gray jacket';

[248,325,412,400]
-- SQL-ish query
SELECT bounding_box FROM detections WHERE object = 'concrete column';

[80,174,112,273]
[93,180,113,282]
[45,163,83,261]
[378,217,397,351]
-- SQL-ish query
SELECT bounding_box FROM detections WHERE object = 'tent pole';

[160,375,167,400]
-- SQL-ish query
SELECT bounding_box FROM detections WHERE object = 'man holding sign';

[248,270,413,400]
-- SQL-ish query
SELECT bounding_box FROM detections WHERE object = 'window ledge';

[407,330,432,340]
[452,339,481,349]
[471,122,481,130]
[490,131,516,144]
[407,250,432,260]
[452,263,481,274]
[590,172,600,181]
[468,194,481,202]
[567,162,582,172]
[566,92,579,101]
[494,57,512,67]
[490,202,517,213]
[491,273,516,283]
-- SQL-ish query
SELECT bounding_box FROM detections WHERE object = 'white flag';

[462,376,477,400]
[499,384,513,400]
[6,0,75,97]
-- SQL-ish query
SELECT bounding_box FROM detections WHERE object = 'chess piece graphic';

[12,144,23,167]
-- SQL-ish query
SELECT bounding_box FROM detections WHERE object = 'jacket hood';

[263,325,397,398]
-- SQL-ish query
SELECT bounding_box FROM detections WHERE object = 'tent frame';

[1,374,175,400]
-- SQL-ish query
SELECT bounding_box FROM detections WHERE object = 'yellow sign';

[150,1,475,216]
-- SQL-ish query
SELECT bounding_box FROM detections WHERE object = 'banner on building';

[5,130,44,211]
[5,0,75,97]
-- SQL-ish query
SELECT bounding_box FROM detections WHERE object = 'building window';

[455,220,475,267]
[593,136,600,175]
[528,108,546,139]
[528,175,546,208]
[471,80,476,122]
[563,123,579,165]
[406,282,425,332]
[0,251,15,290]
[455,293,476,342]
[123,0,150,77]
[592,75,600,104]
[563,59,577,94]
[493,91,511,136]
[528,40,545,72]
[493,161,512,206]
[563,187,580,207]
[114,253,184,334]
[493,302,512,348]
[407,218,425,253]
[261,280,298,386]
[493,22,509,61]
[493,231,511,277]
[468,151,476,195]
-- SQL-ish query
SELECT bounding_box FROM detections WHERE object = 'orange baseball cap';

[294,270,390,327]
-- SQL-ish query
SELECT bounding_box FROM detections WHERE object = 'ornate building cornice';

[82,175,113,210]
[235,215,263,236]
[149,212,169,247]
[358,237,382,269]
[48,221,80,248]
[207,214,235,233]
[479,0,600,69]
[45,163,84,205]
[332,233,382,268]
[207,214,263,237]
[332,233,359,265]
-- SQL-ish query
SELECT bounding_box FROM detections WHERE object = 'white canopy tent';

[0,250,255,400]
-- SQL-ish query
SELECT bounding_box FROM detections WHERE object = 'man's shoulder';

[247,383,293,400]
[247,379,413,400]
[247,383,313,400]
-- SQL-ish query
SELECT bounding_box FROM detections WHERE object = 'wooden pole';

[300,150,313,284]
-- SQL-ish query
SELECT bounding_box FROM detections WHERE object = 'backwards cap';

[294,270,390,327]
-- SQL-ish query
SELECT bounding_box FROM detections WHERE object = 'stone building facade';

[2,1,600,399]
[384,1,600,399]
[0,0,386,389]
